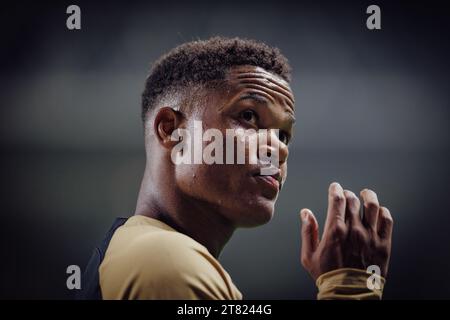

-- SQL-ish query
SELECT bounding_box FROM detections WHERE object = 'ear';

[153,107,184,149]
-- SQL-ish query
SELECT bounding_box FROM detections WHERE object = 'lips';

[251,167,282,196]
[255,175,280,191]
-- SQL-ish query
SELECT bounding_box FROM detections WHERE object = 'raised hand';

[300,182,393,280]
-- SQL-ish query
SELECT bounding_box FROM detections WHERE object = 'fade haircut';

[141,36,291,123]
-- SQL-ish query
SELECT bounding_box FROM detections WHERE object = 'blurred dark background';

[1,0,449,299]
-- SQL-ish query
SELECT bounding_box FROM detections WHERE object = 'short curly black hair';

[141,37,291,122]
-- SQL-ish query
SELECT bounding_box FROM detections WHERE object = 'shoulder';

[100,227,241,300]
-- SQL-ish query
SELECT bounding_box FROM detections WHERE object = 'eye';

[279,131,290,145]
[240,109,258,125]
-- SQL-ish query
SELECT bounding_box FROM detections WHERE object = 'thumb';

[300,209,319,259]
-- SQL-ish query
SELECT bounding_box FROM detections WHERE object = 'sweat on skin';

[97,38,393,300]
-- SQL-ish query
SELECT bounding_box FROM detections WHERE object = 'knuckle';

[332,223,347,239]
[364,200,379,211]
[344,190,355,198]
[352,226,369,244]
[384,215,394,226]
[344,190,356,201]
[381,207,394,224]
[331,192,345,204]
[346,196,360,211]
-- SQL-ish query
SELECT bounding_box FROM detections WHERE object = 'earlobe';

[154,107,183,148]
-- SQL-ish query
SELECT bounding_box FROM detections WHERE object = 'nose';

[258,129,289,167]
[276,134,289,167]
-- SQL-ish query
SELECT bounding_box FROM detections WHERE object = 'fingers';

[300,209,319,263]
[360,189,380,231]
[343,190,363,228]
[377,206,394,240]
[344,190,369,257]
[300,184,393,278]
[324,182,346,234]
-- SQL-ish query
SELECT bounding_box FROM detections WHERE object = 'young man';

[80,37,393,300]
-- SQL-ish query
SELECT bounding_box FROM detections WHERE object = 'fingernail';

[300,210,308,221]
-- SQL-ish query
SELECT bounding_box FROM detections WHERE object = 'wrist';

[316,268,385,300]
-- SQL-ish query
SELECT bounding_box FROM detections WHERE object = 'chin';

[234,197,276,228]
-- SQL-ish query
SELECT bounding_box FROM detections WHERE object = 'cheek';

[178,165,260,215]
[175,163,275,226]
[174,164,199,195]
[174,163,240,201]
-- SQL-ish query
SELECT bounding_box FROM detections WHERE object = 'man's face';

[175,65,295,227]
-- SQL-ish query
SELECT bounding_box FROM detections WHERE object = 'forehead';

[224,65,295,112]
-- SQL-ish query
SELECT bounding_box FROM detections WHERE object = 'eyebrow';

[237,92,296,125]
[237,92,269,104]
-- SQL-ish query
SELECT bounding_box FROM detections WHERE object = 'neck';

[134,167,236,258]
